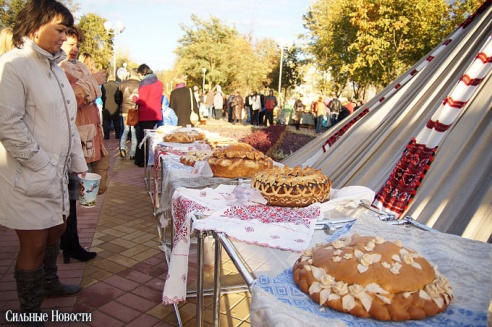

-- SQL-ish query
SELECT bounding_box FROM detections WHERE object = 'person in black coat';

[102,75,121,139]
[337,105,350,123]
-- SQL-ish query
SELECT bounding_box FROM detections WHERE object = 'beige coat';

[232,94,244,120]
[0,39,87,230]
[59,60,105,163]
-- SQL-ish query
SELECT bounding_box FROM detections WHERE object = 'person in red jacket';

[132,63,163,167]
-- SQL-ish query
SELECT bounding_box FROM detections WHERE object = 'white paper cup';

[78,173,101,208]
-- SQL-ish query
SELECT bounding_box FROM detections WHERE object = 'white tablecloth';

[162,185,375,305]
[251,216,492,327]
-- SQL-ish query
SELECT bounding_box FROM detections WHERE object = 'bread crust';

[251,166,331,207]
[179,150,213,166]
[163,132,195,143]
[292,234,453,321]
[206,142,273,178]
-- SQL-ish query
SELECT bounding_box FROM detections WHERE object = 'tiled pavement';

[0,135,251,327]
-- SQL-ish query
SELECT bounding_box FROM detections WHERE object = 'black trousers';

[134,121,158,167]
[102,110,122,139]
[252,110,260,125]
[265,110,274,126]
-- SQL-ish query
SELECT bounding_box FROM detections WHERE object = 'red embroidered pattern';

[222,205,320,228]
[323,108,369,150]
[374,139,436,216]
[426,120,451,132]
[171,196,207,245]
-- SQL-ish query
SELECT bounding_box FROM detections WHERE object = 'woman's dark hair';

[12,0,74,48]
[66,26,83,43]
[137,64,153,76]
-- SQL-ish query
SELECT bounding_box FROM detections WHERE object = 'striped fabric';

[373,34,492,216]
[322,0,492,152]
[282,2,492,242]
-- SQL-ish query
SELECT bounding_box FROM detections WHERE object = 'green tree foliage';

[1,0,79,30]
[268,45,305,100]
[303,0,487,92]
[303,0,354,96]
[174,15,236,91]
[448,0,488,26]
[248,37,279,92]
[77,14,112,72]
[347,0,451,86]
[228,34,277,93]
[0,0,25,29]
[77,14,138,80]
[173,15,279,94]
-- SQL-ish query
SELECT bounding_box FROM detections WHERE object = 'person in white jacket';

[0,0,88,318]
[213,85,224,120]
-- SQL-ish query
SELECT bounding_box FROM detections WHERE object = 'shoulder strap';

[189,88,194,113]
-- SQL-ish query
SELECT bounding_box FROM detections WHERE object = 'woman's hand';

[65,72,78,85]
[93,69,107,85]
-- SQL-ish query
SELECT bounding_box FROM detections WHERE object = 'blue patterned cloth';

[253,222,489,327]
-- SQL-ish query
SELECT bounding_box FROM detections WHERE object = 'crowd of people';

[194,88,279,127]
[307,95,364,134]
[190,86,363,135]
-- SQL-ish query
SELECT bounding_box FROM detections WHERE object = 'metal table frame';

[194,210,435,327]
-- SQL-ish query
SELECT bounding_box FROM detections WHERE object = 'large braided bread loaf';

[251,165,331,207]
[293,234,453,321]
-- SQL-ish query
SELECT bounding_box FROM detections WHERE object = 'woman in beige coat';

[58,26,106,264]
[232,91,244,124]
[59,32,106,165]
[0,0,88,318]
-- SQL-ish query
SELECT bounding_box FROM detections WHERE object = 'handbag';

[126,108,139,126]
[77,124,97,158]
[189,89,199,126]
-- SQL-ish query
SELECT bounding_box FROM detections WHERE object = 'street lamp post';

[103,21,125,78]
[202,68,207,93]
[278,46,286,106]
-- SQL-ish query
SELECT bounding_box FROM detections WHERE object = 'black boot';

[61,200,96,264]
[14,266,45,327]
[43,243,82,298]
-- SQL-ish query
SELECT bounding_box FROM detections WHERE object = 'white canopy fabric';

[283,2,492,243]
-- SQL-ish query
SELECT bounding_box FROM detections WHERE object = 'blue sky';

[78,0,312,71]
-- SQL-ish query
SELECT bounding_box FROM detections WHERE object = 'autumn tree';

[173,15,278,95]
[174,15,236,92]
[303,0,354,96]
[303,0,487,93]
[346,0,452,86]
[227,34,278,93]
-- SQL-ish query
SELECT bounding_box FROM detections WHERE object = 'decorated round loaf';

[163,132,195,143]
[292,234,454,321]
[206,142,273,178]
[180,150,213,166]
[251,165,331,207]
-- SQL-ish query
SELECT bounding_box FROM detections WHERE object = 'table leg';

[212,233,222,327]
[196,230,205,327]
